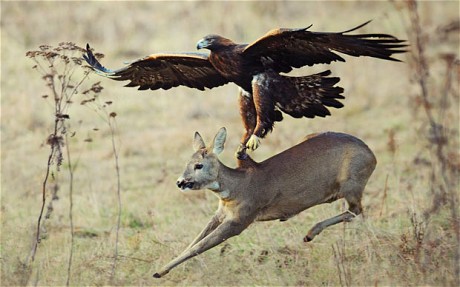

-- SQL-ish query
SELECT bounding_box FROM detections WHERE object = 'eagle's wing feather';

[242,21,407,73]
[274,70,345,119]
[247,70,344,140]
[83,44,229,91]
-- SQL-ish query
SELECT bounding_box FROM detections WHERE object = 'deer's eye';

[194,163,203,170]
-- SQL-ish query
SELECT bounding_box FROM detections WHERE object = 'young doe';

[153,127,376,278]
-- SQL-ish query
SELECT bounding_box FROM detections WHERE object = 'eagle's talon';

[236,152,248,160]
[235,144,248,160]
[246,135,261,151]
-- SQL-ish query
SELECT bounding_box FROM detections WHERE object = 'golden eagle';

[83,21,406,159]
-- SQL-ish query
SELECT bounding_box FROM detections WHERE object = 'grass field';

[1,1,459,286]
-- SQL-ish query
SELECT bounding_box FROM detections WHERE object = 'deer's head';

[176,127,227,191]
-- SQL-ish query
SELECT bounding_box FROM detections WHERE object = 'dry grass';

[1,1,459,286]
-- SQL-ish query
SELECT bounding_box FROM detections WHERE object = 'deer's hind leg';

[303,181,364,242]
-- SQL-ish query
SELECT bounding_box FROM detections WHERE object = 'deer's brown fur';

[154,127,376,278]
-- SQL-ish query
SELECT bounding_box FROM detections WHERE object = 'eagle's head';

[196,35,235,51]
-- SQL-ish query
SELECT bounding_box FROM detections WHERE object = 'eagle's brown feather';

[248,70,344,139]
[84,48,228,91]
[242,21,407,73]
[275,70,344,119]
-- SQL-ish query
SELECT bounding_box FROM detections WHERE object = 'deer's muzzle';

[176,179,195,190]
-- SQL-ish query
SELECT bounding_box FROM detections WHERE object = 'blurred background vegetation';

[1,1,458,286]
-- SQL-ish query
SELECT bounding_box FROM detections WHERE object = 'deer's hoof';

[153,270,168,278]
[246,135,261,151]
[303,235,313,242]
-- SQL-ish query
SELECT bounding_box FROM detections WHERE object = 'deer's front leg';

[184,210,224,251]
[153,219,251,278]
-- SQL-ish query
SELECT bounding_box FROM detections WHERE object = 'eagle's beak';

[196,39,206,50]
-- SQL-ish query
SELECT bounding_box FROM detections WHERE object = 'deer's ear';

[212,127,227,155]
[193,132,206,152]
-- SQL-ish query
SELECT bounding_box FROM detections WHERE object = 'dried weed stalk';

[404,1,460,285]
[80,95,122,284]
[332,239,352,287]
[26,42,92,263]
[26,42,121,285]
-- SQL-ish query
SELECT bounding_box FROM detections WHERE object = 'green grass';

[1,1,459,286]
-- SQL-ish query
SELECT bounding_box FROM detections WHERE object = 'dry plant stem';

[440,61,459,274]
[379,174,389,217]
[79,79,120,283]
[449,180,460,287]
[26,43,105,283]
[407,1,460,284]
[407,0,451,197]
[331,244,344,287]
[32,60,64,262]
[32,69,63,261]
[108,115,122,284]
[332,241,352,287]
[65,132,75,287]
[31,141,55,262]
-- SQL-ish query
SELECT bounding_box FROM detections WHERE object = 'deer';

[153,127,376,278]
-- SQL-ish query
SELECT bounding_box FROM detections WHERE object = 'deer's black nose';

[177,179,194,190]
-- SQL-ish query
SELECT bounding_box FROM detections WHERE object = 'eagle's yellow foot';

[246,135,261,151]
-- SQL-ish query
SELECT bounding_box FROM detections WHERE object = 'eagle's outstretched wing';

[83,44,229,91]
[242,21,407,73]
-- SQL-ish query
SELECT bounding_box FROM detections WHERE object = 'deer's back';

[259,132,375,173]
[248,132,376,221]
